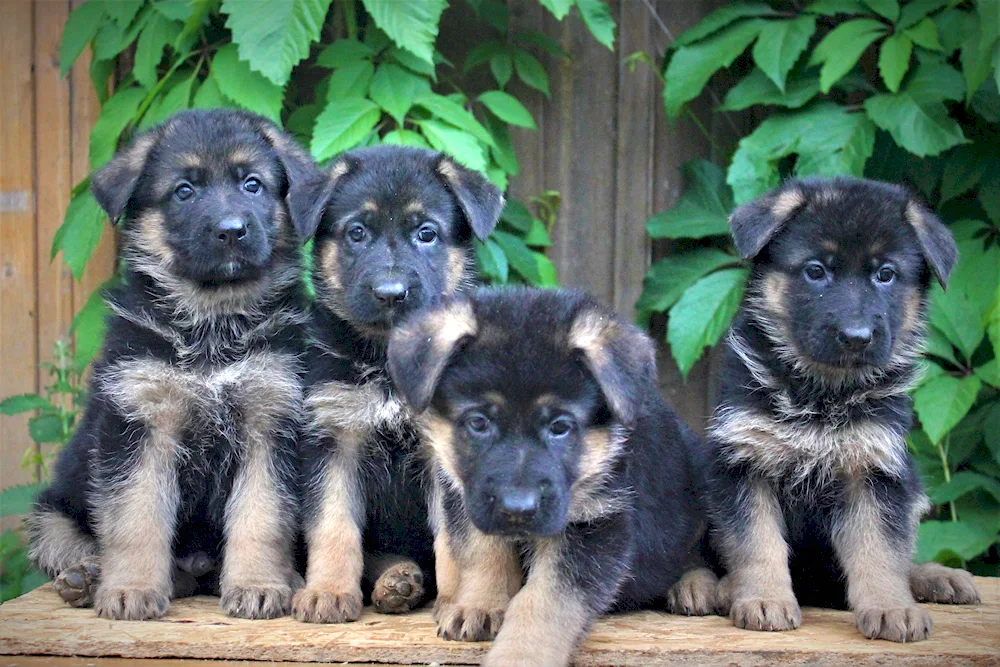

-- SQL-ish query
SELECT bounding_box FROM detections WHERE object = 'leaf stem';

[937,435,958,522]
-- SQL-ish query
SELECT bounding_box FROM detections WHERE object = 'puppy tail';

[26,502,98,577]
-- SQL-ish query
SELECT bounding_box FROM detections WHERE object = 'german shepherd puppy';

[387,287,712,667]
[707,177,980,642]
[27,109,320,621]
[288,146,503,623]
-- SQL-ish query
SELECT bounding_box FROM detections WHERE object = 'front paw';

[53,560,101,608]
[95,586,170,620]
[221,583,292,619]
[436,600,506,642]
[730,597,801,632]
[910,563,980,605]
[291,586,362,623]
[855,605,932,642]
[372,561,425,614]
[667,568,718,616]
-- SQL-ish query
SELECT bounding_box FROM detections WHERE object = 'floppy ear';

[287,156,357,240]
[903,200,958,289]
[729,185,806,259]
[568,308,657,428]
[91,130,163,223]
[387,298,478,413]
[435,155,504,241]
[256,122,325,239]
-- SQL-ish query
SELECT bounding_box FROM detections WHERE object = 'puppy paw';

[482,646,540,667]
[95,586,170,620]
[910,563,980,605]
[291,587,362,623]
[52,560,101,608]
[220,584,292,619]
[176,551,215,578]
[730,597,801,632]
[855,605,932,642]
[436,600,506,642]
[667,568,718,616]
[372,561,425,614]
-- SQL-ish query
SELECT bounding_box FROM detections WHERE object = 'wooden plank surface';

[1,580,998,666]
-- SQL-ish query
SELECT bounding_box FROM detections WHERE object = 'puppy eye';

[548,418,574,438]
[874,266,896,284]
[243,176,262,194]
[803,261,827,283]
[416,224,438,244]
[174,183,195,201]
[466,413,491,435]
[347,224,367,243]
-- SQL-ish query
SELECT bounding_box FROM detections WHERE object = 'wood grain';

[1,580,997,666]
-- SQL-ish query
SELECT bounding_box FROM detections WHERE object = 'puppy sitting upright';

[388,288,711,667]
[28,110,318,620]
[290,146,503,623]
[708,178,980,642]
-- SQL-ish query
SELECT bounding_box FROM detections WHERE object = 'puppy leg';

[717,480,800,631]
[667,567,719,616]
[368,552,426,614]
[429,480,460,617]
[28,505,100,607]
[910,562,980,605]
[833,480,931,642]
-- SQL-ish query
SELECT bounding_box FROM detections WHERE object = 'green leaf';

[522,219,553,247]
[105,0,144,27]
[387,46,437,81]
[728,102,875,204]
[0,484,44,518]
[483,111,518,175]
[978,165,1000,223]
[673,2,777,47]
[878,34,913,93]
[575,0,616,50]
[326,60,375,100]
[807,18,887,93]
[414,94,496,147]
[72,282,111,368]
[974,358,1000,388]
[211,44,284,122]
[899,0,951,29]
[465,41,505,72]
[20,570,49,594]
[361,0,445,65]
[903,17,942,51]
[0,395,54,416]
[916,520,997,563]
[646,160,733,239]
[89,87,144,171]
[92,6,150,62]
[173,0,214,51]
[316,39,375,68]
[52,190,106,281]
[636,249,739,315]
[667,268,748,378]
[664,19,766,119]
[720,69,820,111]
[478,91,535,129]
[29,414,65,445]
[512,50,550,97]
[60,0,107,77]
[382,129,431,149]
[133,12,182,89]
[493,230,542,284]
[804,0,866,16]
[89,56,115,104]
[417,120,488,172]
[514,31,570,58]
[538,0,574,21]
[751,15,816,92]
[913,374,983,444]
[311,97,381,162]
[369,63,429,125]
[535,252,558,287]
[223,0,333,86]
[923,326,959,367]
[940,145,987,202]
[154,0,194,22]
[192,73,227,108]
[929,471,1000,504]
[862,0,899,21]
[475,238,509,283]
[140,71,195,129]
[490,51,513,88]
[500,200,534,232]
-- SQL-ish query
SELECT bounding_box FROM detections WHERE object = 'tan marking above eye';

[361,200,378,212]
[405,201,425,214]
[483,391,506,407]
[820,239,839,253]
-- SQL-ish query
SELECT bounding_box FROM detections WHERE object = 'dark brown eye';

[875,266,896,284]
[466,413,490,435]
[244,176,262,194]
[174,183,194,201]
[417,224,437,244]
[347,224,366,243]
[804,261,827,282]
[548,418,573,438]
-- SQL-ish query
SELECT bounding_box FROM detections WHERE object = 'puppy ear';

[435,155,504,241]
[569,308,657,428]
[256,122,325,238]
[903,200,958,289]
[91,130,162,223]
[287,156,356,240]
[388,298,478,413]
[729,185,806,259]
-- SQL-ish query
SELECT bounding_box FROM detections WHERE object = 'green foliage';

[640,0,1000,573]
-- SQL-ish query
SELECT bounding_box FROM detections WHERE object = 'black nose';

[215,217,247,245]
[837,325,873,352]
[497,487,540,522]
[373,281,408,306]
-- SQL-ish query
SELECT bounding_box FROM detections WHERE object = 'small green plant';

[636,0,999,574]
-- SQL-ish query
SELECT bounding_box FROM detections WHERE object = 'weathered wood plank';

[1,0,41,497]
[1,581,997,665]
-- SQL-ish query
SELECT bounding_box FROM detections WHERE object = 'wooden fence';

[0,0,727,496]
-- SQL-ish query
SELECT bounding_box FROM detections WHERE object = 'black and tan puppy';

[289,146,503,623]
[387,287,712,667]
[27,109,319,620]
[707,177,980,642]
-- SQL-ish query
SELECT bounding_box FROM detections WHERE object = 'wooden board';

[1,580,998,666]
